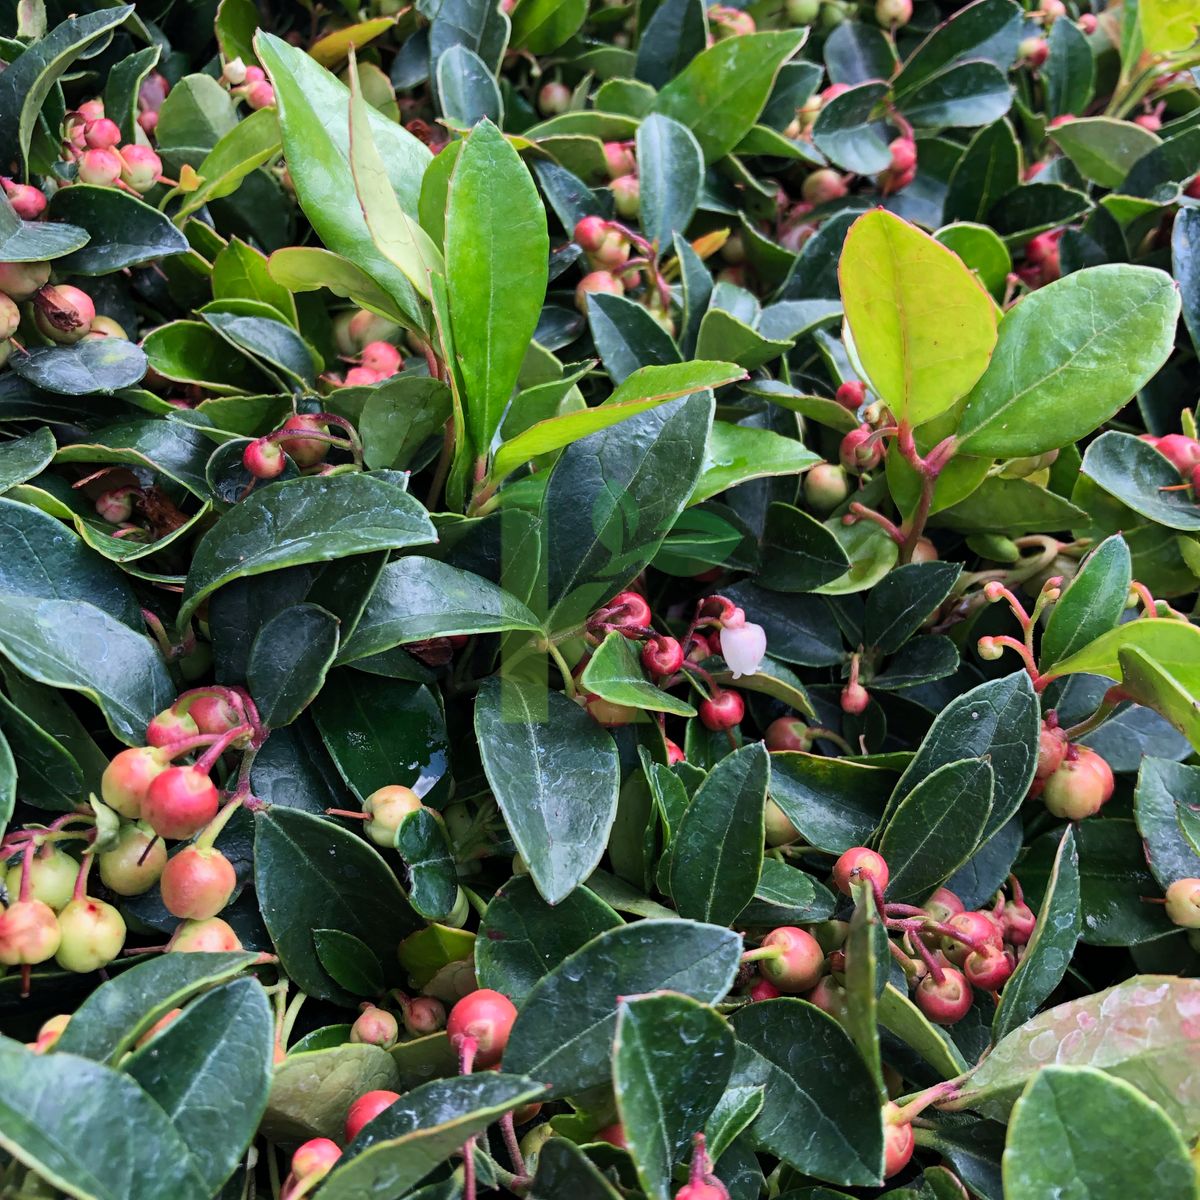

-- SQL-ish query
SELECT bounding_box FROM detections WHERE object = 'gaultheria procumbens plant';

[0,1,1198,1197]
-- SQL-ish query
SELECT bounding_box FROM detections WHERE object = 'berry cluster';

[59,95,165,193]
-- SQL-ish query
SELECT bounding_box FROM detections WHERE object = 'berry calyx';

[5,848,77,911]
[169,916,243,952]
[839,424,882,473]
[402,995,447,1036]
[279,414,332,468]
[146,705,200,748]
[33,284,95,344]
[292,1138,342,1183]
[699,688,744,731]
[882,1103,915,1177]
[446,988,518,1067]
[1001,899,1036,945]
[1041,747,1114,821]
[351,1005,400,1048]
[363,784,423,846]
[143,766,220,840]
[832,847,889,896]
[345,1089,401,1141]
[0,899,61,965]
[923,886,964,925]
[55,897,126,973]
[101,746,170,819]
[98,822,167,896]
[642,636,684,677]
[243,438,286,479]
[160,845,237,919]
[1165,878,1200,929]
[759,925,824,991]
[942,909,1003,963]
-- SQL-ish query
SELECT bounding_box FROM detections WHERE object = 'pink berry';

[883,1104,915,1176]
[0,899,61,965]
[143,766,220,841]
[875,0,912,25]
[279,414,331,468]
[759,926,824,992]
[538,81,572,116]
[839,424,881,473]
[915,967,973,1024]
[840,681,869,715]
[699,688,744,730]
[1002,900,1037,945]
[243,65,266,84]
[243,438,286,479]
[832,847,889,896]
[676,1184,729,1200]
[245,80,276,110]
[1020,36,1049,66]
[402,995,447,1036]
[3,180,47,220]
[603,141,635,179]
[1153,433,1200,476]
[764,717,813,752]
[801,168,848,206]
[77,99,106,123]
[1078,12,1097,31]
[119,145,163,192]
[1042,747,1114,821]
[101,746,170,818]
[942,910,1003,965]
[835,380,866,410]
[169,917,243,953]
[888,137,917,174]
[344,365,384,387]
[160,846,237,920]
[360,341,402,376]
[574,216,609,253]
[964,944,1014,990]
[351,1005,399,1049]
[575,270,624,312]
[923,887,964,925]
[748,978,781,1001]
[146,705,199,748]
[188,694,242,737]
[292,1138,341,1182]
[77,147,123,187]
[642,636,684,677]
[446,989,518,1067]
[344,1090,401,1141]
[95,488,135,524]
[84,118,121,149]
[33,284,95,344]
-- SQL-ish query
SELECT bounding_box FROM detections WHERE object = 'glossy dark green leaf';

[340,556,541,664]
[475,677,620,904]
[395,807,459,920]
[180,473,437,624]
[897,61,1012,129]
[1080,430,1200,532]
[758,502,851,592]
[156,72,237,154]
[313,928,386,995]
[1004,1066,1194,1200]
[543,392,712,632]
[823,21,897,84]
[670,742,767,924]
[324,1074,545,1199]
[993,827,1080,1041]
[842,885,884,1097]
[694,421,819,503]
[986,182,1090,239]
[580,631,696,716]
[202,311,318,388]
[124,978,273,1197]
[247,603,340,728]
[0,428,54,492]
[870,635,960,691]
[654,32,805,163]
[357,376,452,471]
[254,806,420,1004]
[436,45,503,125]
[1172,205,1200,353]
[635,0,706,88]
[142,320,271,395]
[428,0,510,72]
[104,44,161,144]
[0,1039,209,1200]
[313,674,450,805]
[890,672,1038,841]
[769,753,893,852]
[503,919,742,1096]
[864,562,960,654]
[893,0,1022,94]
[10,339,147,396]
[942,119,1020,225]
[1134,758,1200,889]
[738,858,838,926]
[1043,17,1094,119]
[637,113,704,249]
[811,81,891,174]
[476,875,621,1005]
[1039,533,1131,669]
[958,266,1179,457]
[56,952,259,1062]
[722,582,844,668]
[0,596,171,745]
[0,6,132,170]
[877,758,993,903]
[586,291,683,384]
[56,418,210,497]
[615,993,735,1200]
[529,1138,623,1200]
[732,999,884,1186]
[0,685,80,811]
[263,1043,400,1142]
[1123,127,1200,202]
[446,119,548,456]
[48,186,188,275]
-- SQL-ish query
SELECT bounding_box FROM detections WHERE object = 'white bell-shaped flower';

[720,620,766,679]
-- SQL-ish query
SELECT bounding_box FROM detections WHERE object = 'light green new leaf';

[446,120,549,457]
[1139,0,1200,52]
[957,265,1180,458]
[348,55,442,301]
[838,209,997,426]
[1043,616,1200,696]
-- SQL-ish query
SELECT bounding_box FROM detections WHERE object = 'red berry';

[188,694,242,737]
[574,216,609,253]
[840,681,869,714]
[351,1005,399,1048]
[245,80,276,110]
[343,365,384,387]
[3,181,46,220]
[1002,900,1037,945]
[84,118,121,149]
[915,967,973,1024]
[923,886,964,925]
[279,414,331,468]
[759,926,824,992]
[0,899,61,965]
[292,1138,341,1182]
[576,270,624,312]
[360,341,402,377]
[101,746,170,819]
[839,424,881,473]
[748,978,781,1001]
[665,739,686,765]
[964,944,1014,990]
[942,910,1003,965]
[605,590,652,631]
[446,988,518,1067]
[888,136,917,174]
[160,846,237,920]
[764,717,812,753]
[146,706,199,748]
[883,1104,915,1176]
[402,995,447,1036]
[676,1184,729,1200]
[835,380,866,410]
[832,847,889,896]
[642,636,684,677]
[1165,878,1200,929]
[1020,35,1049,66]
[55,897,126,972]
[243,438,285,479]
[1042,747,1114,821]
[169,916,242,953]
[1153,433,1200,476]
[143,766,220,840]
[595,1122,627,1148]
[345,1090,401,1141]
[699,688,744,731]
[33,284,95,344]
[804,975,847,1019]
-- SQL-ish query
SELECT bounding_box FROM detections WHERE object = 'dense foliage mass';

[1,0,1200,1196]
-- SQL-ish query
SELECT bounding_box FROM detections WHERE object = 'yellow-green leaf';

[1139,0,1200,53]
[1043,617,1200,696]
[838,209,997,426]
[310,17,397,67]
